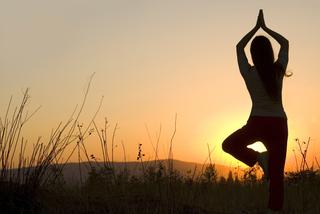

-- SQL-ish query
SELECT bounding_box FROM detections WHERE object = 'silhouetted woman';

[222,10,290,213]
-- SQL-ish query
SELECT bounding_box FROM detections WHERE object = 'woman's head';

[250,36,274,67]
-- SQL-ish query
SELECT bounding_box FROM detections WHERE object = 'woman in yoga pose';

[222,10,290,213]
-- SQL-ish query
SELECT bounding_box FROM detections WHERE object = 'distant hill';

[57,159,241,184]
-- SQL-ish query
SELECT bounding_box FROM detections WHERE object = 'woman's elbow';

[236,43,243,50]
[282,39,289,48]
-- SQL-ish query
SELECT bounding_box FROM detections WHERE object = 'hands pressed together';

[255,9,267,30]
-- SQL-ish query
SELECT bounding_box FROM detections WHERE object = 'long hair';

[250,36,285,101]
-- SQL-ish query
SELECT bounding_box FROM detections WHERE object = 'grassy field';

[1,162,320,213]
[1,87,320,214]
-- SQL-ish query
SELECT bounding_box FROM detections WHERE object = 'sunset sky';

[1,1,319,171]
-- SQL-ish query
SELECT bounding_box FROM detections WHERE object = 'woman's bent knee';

[222,139,232,153]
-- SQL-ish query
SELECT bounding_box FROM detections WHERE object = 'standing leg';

[222,122,260,167]
[265,120,288,211]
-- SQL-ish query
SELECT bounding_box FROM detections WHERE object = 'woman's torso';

[243,67,287,118]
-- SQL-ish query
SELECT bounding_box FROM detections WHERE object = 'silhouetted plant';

[286,137,320,184]
[285,169,319,184]
[45,164,66,191]
[143,162,166,183]
[227,170,234,183]
[201,163,217,184]
[243,165,259,184]
[219,176,227,184]
[83,166,114,197]
[116,168,130,184]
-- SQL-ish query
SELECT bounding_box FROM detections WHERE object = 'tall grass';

[0,89,61,188]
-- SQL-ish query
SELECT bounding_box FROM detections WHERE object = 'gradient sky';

[1,1,320,171]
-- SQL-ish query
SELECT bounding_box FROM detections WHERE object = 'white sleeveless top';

[239,51,288,118]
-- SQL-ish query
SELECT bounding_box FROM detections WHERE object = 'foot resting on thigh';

[258,151,269,179]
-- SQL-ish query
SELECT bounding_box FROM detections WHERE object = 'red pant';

[222,116,288,211]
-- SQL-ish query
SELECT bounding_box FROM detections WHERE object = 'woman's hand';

[254,11,261,29]
[258,9,266,29]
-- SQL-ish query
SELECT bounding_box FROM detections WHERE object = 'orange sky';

[1,1,320,171]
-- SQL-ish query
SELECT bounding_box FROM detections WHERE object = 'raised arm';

[259,10,289,69]
[236,13,260,75]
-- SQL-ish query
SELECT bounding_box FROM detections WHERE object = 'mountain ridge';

[56,159,241,184]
